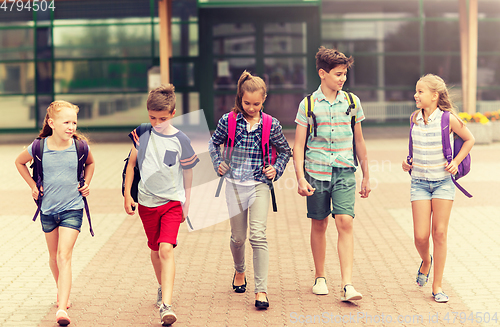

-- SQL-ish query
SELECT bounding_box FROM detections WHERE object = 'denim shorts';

[410,177,456,201]
[40,209,83,233]
[305,167,356,220]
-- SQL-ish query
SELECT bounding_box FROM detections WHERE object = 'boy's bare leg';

[151,250,161,284]
[159,243,175,305]
[311,217,329,278]
[335,214,354,287]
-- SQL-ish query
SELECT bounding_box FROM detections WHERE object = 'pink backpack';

[215,111,279,211]
[224,111,277,166]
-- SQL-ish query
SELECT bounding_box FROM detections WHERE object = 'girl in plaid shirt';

[209,71,291,309]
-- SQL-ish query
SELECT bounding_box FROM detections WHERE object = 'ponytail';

[232,70,267,115]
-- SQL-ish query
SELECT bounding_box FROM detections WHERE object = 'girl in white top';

[402,74,474,303]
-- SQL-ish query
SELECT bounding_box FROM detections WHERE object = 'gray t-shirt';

[28,137,84,215]
[129,127,199,208]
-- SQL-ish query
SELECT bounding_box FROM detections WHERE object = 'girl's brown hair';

[232,70,267,115]
[39,100,88,141]
[414,74,464,126]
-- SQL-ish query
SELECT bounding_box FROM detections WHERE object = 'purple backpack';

[407,111,472,198]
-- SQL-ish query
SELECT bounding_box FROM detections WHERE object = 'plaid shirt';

[209,112,291,183]
[295,86,365,181]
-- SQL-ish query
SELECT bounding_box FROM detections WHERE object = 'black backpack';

[121,123,152,203]
[31,137,94,236]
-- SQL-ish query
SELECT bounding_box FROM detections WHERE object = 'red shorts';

[138,201,183,251]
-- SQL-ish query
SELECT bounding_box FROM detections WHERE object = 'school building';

[0,0,499,132]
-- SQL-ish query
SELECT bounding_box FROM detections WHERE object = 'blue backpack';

[407,111,472,198]
[31,137,94,236]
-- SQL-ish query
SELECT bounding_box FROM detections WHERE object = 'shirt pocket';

[163,150,177,167]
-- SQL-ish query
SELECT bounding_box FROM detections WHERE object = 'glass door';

[199,5,320,128]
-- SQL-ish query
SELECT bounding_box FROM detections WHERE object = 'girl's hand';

[359,177,371,198]
[263,165,276,180]
[297,177,315,196]
[402,158,413,172]
[32,185,43,200]
[218,162,229,176]
[445,160,458,175]
[124,195,136,216]
[78,183,90,197]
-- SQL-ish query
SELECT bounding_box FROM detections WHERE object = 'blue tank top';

[28,138,84,215]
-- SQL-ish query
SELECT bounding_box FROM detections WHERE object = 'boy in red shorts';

[123,84,199,325]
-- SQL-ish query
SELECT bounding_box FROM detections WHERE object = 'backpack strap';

[261,112,277,212]
[216,112,237,197]
[344,91,359,166]
[225,111,237,161]
[136,123,152,170]
[305,94,317,137]
[32,138,44,221]
[440,112,473,198]
[75,139,95,236]
[407,111,417,175]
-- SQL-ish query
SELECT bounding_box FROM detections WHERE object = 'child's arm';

[209,116,228,175]
[446,115,475,174]
[14,149,40,200]
[266,120,291,180]
[123,146,138,215]
[182,168,193,223]
[293,124,315,196]
[78,149,95,197]
[354,122,371,198]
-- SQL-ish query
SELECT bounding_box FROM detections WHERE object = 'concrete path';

[0,129,498,326]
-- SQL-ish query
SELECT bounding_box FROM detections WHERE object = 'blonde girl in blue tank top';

[15,101,95,325]
[402,75,474,303]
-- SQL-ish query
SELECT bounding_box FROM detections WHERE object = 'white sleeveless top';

[411,109,452,181]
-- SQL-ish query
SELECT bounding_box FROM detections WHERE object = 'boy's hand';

[218,162,229,176]
[263,165,276,180]
[32,185,43,200]
[359,177,371,198]
[297,177,315,196]
[182,201,189,223]
[124,196,136,215]
[445,160,458,175]
[78,183,90,198]
[402,158,412,172]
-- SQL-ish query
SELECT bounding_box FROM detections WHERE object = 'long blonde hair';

[415,74,463,126]
[39,100,88,141]
[232,70,267,115]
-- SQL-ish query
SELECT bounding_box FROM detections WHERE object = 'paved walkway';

[0,128,499,327]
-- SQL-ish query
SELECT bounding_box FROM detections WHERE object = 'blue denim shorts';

[40,209,83,233]
[305,168,356,220]
[410,177,455,201]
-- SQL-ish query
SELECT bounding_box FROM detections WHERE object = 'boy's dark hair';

[315,46,354,73]
[147,84,176,112]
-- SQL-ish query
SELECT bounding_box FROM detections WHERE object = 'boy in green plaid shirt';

[293,46,371,301]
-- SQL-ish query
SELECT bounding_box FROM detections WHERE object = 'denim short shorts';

[305,167,356,220]
[40,209,83,233]
[410,177,456,201]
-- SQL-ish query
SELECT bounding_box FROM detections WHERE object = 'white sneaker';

[312,277,329,295]
[340,284,362,301]
[159,303,177,325]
